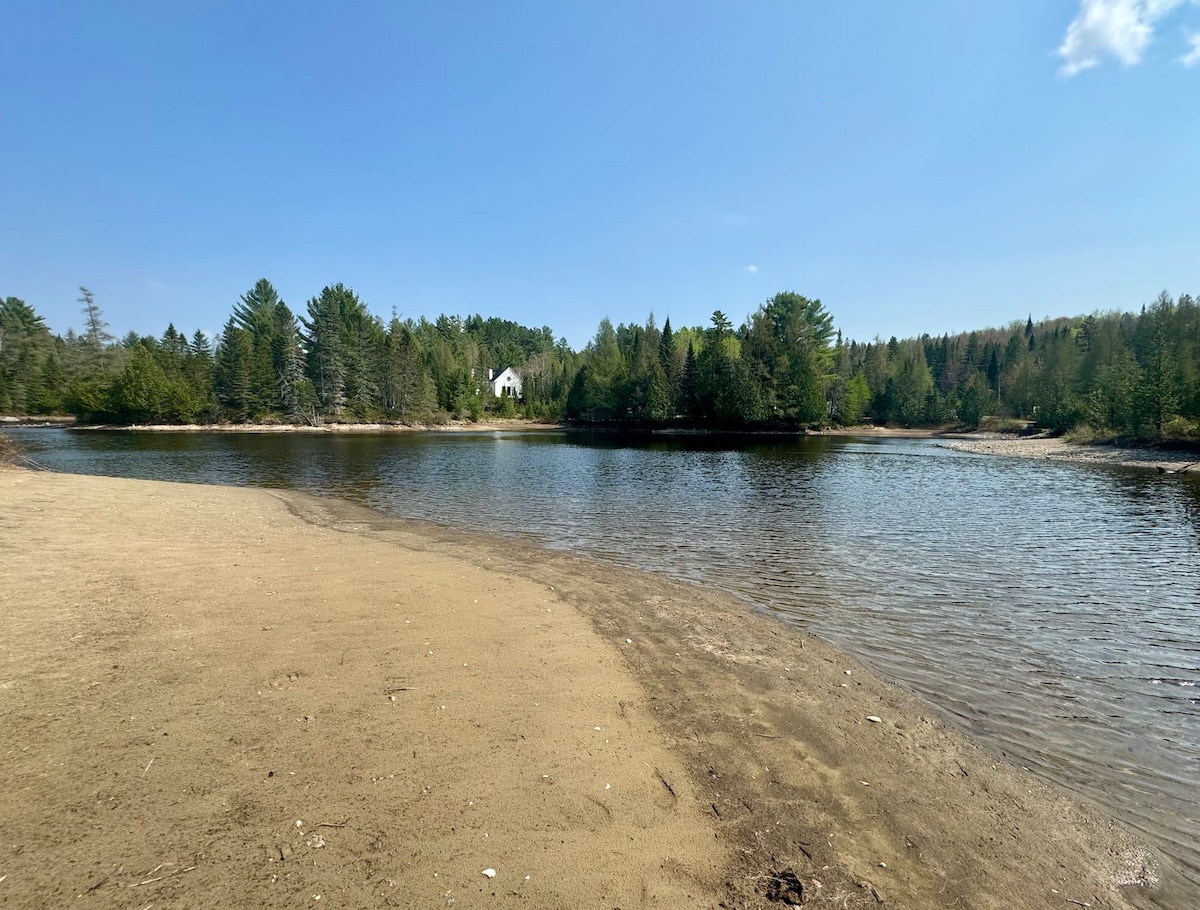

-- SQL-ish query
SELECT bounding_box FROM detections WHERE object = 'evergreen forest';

[2,280,1199,442]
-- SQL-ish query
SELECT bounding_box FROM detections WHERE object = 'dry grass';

[0,433,47,470]
[0,433,24,465]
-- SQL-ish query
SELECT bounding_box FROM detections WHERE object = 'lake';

[6,427,1199,905]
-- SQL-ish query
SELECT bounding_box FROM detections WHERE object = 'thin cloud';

[1183,31,1200,64]
[1057,0,1189,76]
[743,265,759,275]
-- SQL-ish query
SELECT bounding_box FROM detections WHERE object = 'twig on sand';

[133,866,196,887]
[315,821,349,829]
[384,686,418,693]
[142,758,154,777]
[1064,901,1092,909]
[82,865,120,894]
[655,769,677,799]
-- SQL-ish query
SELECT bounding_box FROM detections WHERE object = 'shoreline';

[944,434,1200,473]
[49,421,958,439]
[0,468,1169,908]
[65,418,563,434]
[13,418,1200,467]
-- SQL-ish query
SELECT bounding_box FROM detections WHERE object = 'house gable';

[486,367,522,399]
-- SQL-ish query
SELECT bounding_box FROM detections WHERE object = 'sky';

[2,1,1199,349]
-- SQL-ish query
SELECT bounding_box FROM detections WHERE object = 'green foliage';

[883,344,934,427]
[956,374,992,428]
[562,297,832,428]
[63,375,112,422]
[384,317,436,421]
[81,285,570,426]
[841,373,872,424]
[10,278,1199,439]
[110,345,171,424]
[1,297,54,414]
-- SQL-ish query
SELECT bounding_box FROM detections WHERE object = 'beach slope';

[0,469,1157,908]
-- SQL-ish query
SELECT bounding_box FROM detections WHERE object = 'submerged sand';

[0,468,1163,908]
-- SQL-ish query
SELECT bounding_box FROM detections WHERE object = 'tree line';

[2,282,1198,441]
[0,281,576,425]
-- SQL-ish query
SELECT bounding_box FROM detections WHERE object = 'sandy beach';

[0,467,1162,909]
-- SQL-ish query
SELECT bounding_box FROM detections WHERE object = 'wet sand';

[0,468,1163,908]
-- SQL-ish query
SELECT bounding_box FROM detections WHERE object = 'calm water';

[7,427,1200,903]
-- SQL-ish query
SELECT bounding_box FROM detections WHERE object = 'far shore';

[68,417,563,434]
[0,466,1168,909]
[0,414,76,427]
[57,420,959,438]
[9,415,1200,476]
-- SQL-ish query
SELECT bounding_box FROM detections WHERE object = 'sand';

[0,468,1163,909]
[943,434,1200,473]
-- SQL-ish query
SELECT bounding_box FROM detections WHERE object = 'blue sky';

[2,1,1198,348]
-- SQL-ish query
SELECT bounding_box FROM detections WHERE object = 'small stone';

[482,868,496,878]
[866,716,882,723]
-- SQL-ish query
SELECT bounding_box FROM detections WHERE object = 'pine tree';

[78,287,113,351]
[681,342,699,419]
[384,315,434,420]
[302,285,352,418]
[0,297,54,413]
[231,279,286,416]
[215,320,254,421]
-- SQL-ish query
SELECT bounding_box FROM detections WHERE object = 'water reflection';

[6,426,1198,904]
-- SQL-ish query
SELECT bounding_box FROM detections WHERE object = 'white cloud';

[1182,31,1200,64]
[1058,0,1188,75]
[743,265,759,275]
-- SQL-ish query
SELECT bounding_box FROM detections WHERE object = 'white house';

[487,367,522,399]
